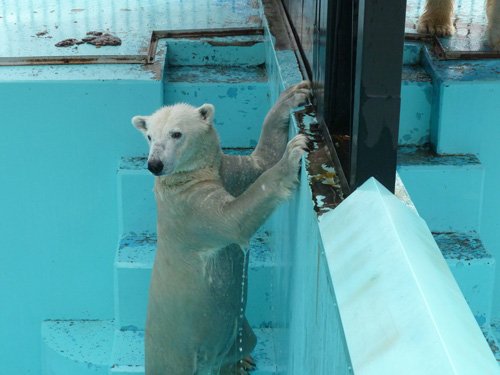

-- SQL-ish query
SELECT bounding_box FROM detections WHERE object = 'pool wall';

[0,79,163,374]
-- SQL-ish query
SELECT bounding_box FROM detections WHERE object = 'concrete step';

[397,146,484,232]
[420,47,500,155]
[41,320,114,375]
[165,35,266,67]
[399,42,500,155]
[433,232,496,326]
[399,64,433,146]
[114,232,156,330]
[114,228,274,330]
[109,327,277,374]
[482,323,500,363]
[41,320,277,375]
[117,157,156,234]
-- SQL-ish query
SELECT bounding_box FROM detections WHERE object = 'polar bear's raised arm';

[187,135,307,248]
[220,81,311,197]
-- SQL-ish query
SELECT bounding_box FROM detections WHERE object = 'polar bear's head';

[132,103,220,176]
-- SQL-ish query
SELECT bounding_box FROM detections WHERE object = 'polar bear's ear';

[198,104,215,124]
[132,116,149,133]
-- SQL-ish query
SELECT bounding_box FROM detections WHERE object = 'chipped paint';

[489,322,500,362]
[42,320,115,372]
[166,65,267,83]
[425,52,500,81]
[401,65,432,82]
[398,145,481,166]
[117,232,157,268]
[292,108,346,214]
[433,232,493,263]
[314,194,326,208]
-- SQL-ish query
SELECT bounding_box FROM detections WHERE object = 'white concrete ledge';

[319,177,499,375]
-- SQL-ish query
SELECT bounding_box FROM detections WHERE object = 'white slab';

[319,177,499,375]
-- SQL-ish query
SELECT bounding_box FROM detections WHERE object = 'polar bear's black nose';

[148,159,164,175]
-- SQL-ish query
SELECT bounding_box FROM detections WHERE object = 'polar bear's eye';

[171,131,182,139]
[147,135,151,141]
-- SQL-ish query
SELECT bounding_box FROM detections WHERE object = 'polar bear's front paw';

[417,14,455,36]
[280,134,308,183]
[272,134,308,196]
[279,80,312,110]
[286,134,309,163]
[488,24,500,51]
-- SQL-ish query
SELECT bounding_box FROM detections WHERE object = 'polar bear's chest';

[152,242,247,307]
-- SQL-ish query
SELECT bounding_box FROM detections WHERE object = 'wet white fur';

[132,81,311,374]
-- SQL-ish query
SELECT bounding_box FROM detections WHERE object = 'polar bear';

[132,81,311,375]
[418,0,500,50]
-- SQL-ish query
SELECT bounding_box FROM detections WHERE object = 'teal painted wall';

[268,173,352,374]
[0,80,162,374]
[477,84,500,318]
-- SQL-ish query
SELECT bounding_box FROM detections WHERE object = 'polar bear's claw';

[278,81,312,109]
[286,134,309,165]
[283,80,311,95]
[292,88,312,107]
[417,18,455,36]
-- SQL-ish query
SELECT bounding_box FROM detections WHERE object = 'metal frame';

[306,0,406,192]
[277,0,351,197]
[322,0,357,192]
[349,0,407,191]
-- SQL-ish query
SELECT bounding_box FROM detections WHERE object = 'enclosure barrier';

[292,175,499,373]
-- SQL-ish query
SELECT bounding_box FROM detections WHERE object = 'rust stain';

[141,61,163,80]
[84,32,122,47]
[246,15,262,25]
[55,31,121,48]
[36,30,49,37]
[55,38,83,47]
[310,167,337,186]
[294,107,347,213]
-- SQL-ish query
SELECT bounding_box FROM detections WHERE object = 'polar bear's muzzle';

[147,158,164,176]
